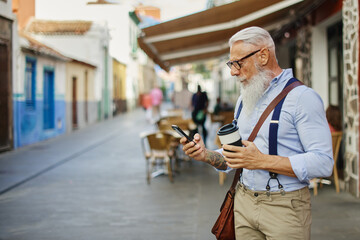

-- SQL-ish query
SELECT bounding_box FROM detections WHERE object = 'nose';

[230,66,240,76]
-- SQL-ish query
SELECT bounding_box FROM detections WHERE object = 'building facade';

[13,33,68,148]
[35,0,139,112]
[65,60,97,132]
[342,0,359,198]
[25,19,111,121]
[0,0,15,152]
[272,0,359,197]
[112,59,127,115]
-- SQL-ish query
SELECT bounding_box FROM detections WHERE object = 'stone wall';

[296,21,312,87]
[343,0,359,197]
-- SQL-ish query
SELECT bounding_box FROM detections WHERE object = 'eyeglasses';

[226,49,261,70]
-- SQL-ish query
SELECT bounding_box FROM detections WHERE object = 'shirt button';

[254,193,258,197]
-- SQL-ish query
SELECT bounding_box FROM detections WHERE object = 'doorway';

[43,69,55,130]
[0,43,11,151]
[328,21,343,107]
[72,77,78,129]
[327,21,344,177]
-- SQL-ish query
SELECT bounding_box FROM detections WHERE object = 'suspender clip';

[278,184,285,195]
[269,172,277,179]
[266,181,271,196]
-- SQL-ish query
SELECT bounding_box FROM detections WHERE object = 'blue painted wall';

[13,96,66,148]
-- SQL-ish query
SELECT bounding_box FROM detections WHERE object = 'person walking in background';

[326,105,342,132]
[180,26,333,239]
[142,93,153,123]
[213,97,223,115]
[150,84,163,122]
[172,79,193,118]
[191,85,209,146]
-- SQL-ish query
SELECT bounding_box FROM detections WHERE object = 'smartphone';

[171,125,196,145]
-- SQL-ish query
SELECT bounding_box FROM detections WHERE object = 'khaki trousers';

[234,183,311,240]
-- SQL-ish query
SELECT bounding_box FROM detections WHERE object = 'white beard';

[238,66,272,116]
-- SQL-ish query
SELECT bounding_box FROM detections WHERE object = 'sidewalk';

[0,105,359,240]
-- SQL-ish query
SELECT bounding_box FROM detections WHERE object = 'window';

[25,57,36,108]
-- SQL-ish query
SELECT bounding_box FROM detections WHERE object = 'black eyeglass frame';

[226,49,261,70]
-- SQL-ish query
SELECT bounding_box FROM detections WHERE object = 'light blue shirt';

[218,69,333,192]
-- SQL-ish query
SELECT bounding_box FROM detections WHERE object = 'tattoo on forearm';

[206,151,227,170]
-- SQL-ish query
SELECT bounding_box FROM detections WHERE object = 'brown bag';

[211,80,303,240]
[211,171,240,240]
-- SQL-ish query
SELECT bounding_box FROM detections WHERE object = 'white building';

[25,19,112,119]
[34,0,148,111]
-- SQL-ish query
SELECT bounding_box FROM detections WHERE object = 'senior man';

[180,26,333,240]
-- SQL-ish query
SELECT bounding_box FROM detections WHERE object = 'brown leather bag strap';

[229,80,304,193]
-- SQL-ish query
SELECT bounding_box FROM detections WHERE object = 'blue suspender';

[269,78,298,156]
[267,77,298,195]
[233,102,243,124]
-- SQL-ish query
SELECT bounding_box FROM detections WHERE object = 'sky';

[123,0,208,21]
[36,0,208,23]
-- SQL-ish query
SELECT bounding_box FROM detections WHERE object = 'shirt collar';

[263,69,293,96]
[271,69,284,84]
[276,68,294,83]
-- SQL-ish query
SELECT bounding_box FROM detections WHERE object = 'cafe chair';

[166,109,184,118]
[140,131,175,184]
[157,118,196,165]
[157,118,195,131]
[312,131,342,196]
[220,111,235,125]
[210,112,225,124]
[210,111,234,127]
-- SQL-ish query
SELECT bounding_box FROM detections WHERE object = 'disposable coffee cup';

[217,122,242,150]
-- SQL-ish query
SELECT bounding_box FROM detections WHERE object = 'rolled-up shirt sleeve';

[289,88,334,182]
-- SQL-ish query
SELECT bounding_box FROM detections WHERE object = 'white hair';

[229,26,275,50]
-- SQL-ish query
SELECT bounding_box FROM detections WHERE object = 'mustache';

[231,75,246,82]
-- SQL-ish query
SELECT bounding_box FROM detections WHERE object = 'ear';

[258,48,270,66]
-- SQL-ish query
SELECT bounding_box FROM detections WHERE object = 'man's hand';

[223,140,296,177]
[180,133,206,162]
[222,140,264,169]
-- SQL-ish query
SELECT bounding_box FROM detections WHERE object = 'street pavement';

[0,104,360,240]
